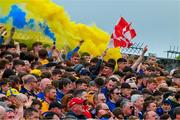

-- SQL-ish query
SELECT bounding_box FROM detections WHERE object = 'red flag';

[108,17,136,48]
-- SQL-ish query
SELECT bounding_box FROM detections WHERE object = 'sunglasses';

[114,92,121,95]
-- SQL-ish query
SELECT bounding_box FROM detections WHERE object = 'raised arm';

[66,39,84,60]
[131,46,148,71]
[4,27,15,45]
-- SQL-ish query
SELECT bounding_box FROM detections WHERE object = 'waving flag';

[108,17,136,48]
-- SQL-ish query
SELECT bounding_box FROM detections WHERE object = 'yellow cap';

[30,69,42,77]
[6,88,20,97]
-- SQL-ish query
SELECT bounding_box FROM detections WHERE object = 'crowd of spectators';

[0,25,179,120]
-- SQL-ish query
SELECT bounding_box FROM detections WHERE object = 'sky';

[53,0,180,58]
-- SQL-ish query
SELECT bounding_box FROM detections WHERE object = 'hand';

[79,39,84,46]
[14,41,19,45]
[102,48,108,57]
[0,24,4,29]
[10,27,15,36]
[25,96,34,108]
[143,45,148,53]
[0,27,7,36]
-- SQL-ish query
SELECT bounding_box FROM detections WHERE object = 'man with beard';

[41,86,57,113]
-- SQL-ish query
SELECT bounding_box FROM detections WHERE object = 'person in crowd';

[0,106,5,120]
[23,107,40,120]
[32,42,42,57]
[144,110,157,120]
[101,77,118,98]
[37,78,52,100]
[121,100,134,119]
[65,97,86,119]
[0,26,180,120]
[93,92,106,106]
[131,94,144,119]
[56,78,73,101]
[38,49,49,65]
[106,87,121,111]
[95,103,113,119]
[13,60,26,74]
[75,79,88,90]
[20,74,38,97]
[121,83,132,100]
[42,111,59,120]
[173,106,180,120]
[41,86,57,113]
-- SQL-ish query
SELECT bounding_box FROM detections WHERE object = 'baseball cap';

[68,97,85,108]
[6,88,20,97]
[163,99,171,105]
[30,69,42,77]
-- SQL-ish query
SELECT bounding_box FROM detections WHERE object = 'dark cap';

[121,83,131,89]
[162,99,171,105]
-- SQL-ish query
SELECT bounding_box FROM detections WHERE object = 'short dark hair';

[81,52,90,58]
[174,107,180,117]
[24,107,39,119]
[6,44,16,49]
[147,79,157,84]
[38,49,48,59]
[75,79,87,86]
[42,112,59,119]
[90,57,99,63]
[32,42,42,48]
[112,107,123,119]
[117,58,127,63]
[0,59,9,69]
[160,113,170,120]
[52,69,62,75]
[108,58,116,66]
[19,43,27,49]
[94,77,105,88]
[58,78,72,90]
[104,63,115,71]
[31,99,42,109]
[41,71,51,79]
[49,101,62,110]
[13,60,25,67]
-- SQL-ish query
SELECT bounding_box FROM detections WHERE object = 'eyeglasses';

[101,108,110,111]
[114,92,121,95]
[100,99,106,102]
